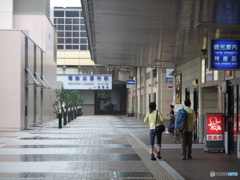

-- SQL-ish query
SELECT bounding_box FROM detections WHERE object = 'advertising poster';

[206,113,223,141]
[175,74,181,104]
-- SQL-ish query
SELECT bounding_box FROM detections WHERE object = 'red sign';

[206,114,223,134]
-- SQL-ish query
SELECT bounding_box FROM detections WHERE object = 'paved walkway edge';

[130,133,185,180]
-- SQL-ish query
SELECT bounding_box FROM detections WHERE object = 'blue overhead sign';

[126,80,135,88]
[209,39,240,70]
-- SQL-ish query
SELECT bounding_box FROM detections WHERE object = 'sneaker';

[157,152,162,159]
[187,156,192,159]
[151,154,156,161]
[182,156,186,160]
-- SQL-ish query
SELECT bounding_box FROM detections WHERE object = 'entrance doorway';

[193,86,199,141]
[95,84,126,115]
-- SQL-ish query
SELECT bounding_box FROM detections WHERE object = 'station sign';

[209,39,240,70]
[57,75,112,90]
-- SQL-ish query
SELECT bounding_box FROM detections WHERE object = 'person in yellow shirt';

[181,99,197,160]
[144,102,164,160]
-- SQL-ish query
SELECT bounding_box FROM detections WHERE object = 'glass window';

[73,25,79,30]
[80,19,85,24]
[80,25,86,31]
[80,45,87,50]
[73,19,79,24]
[65,32,72,37]
[54,11,64,17]
[65,25,72,30]
[73,45,79,49]
[58,18,64,24]
[57,25,64,30]
[58,32,64,37]
[65,38,72,44]
[65,18,72,24]
[80,38,87,43]
[80,32,86,37]
[54,18,57,24]
[73,32,79,37]
[57,38,64,43]
[73,38,79,44]
[66,45,72,49]
[66,11,79,17]
[57,45,64,49]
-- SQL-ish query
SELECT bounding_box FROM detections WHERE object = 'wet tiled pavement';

[0,115,239,180]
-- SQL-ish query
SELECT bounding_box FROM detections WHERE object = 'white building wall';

[175,57,201,111]
[14,15,44,49]
[0,31,24,131]
[41,16,57,123]
[0,0,13,29]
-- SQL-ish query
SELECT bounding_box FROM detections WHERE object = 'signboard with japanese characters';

[57,75,112,90]
[205,113,225,152]
[209,39,240,70]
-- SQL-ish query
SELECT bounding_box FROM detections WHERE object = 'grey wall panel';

[13,0,50,17]
[27,40,35,127]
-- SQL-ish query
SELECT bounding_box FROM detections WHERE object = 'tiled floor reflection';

[2,144,132,148]
[0,116,163,179]
[0,154,141,162]
[0,172,156,179]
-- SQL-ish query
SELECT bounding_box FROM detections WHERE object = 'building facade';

[0,0,57,131]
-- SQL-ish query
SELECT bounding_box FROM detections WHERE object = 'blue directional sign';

[209,39,240,70]
[126,80,135,88]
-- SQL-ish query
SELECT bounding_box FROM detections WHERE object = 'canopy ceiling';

[81,0,240,68]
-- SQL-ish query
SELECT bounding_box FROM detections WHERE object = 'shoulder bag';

[154,110,165,134]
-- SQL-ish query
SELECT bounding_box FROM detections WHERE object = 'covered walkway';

[0,115,239,180]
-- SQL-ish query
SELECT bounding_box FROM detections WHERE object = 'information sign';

[209,39,240,70]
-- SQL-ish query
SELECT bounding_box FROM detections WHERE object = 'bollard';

[68,111,71,123]
[58,114,62,128]
[63,113,67,126]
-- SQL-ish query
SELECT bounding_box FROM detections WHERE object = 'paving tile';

[4,115,232,179]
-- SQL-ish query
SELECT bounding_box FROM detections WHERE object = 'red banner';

[206,114,223,134]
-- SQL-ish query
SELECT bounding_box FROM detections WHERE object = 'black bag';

[155,124,165,133]
[154,111,165,134]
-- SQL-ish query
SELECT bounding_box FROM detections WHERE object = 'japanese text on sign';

[210,40,240,69]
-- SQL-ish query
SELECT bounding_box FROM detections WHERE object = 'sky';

[51,0,81,7]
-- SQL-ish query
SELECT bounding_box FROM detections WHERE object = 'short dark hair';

[184,99,191,106]
[149,102,156,112]
[170,105,174,109]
